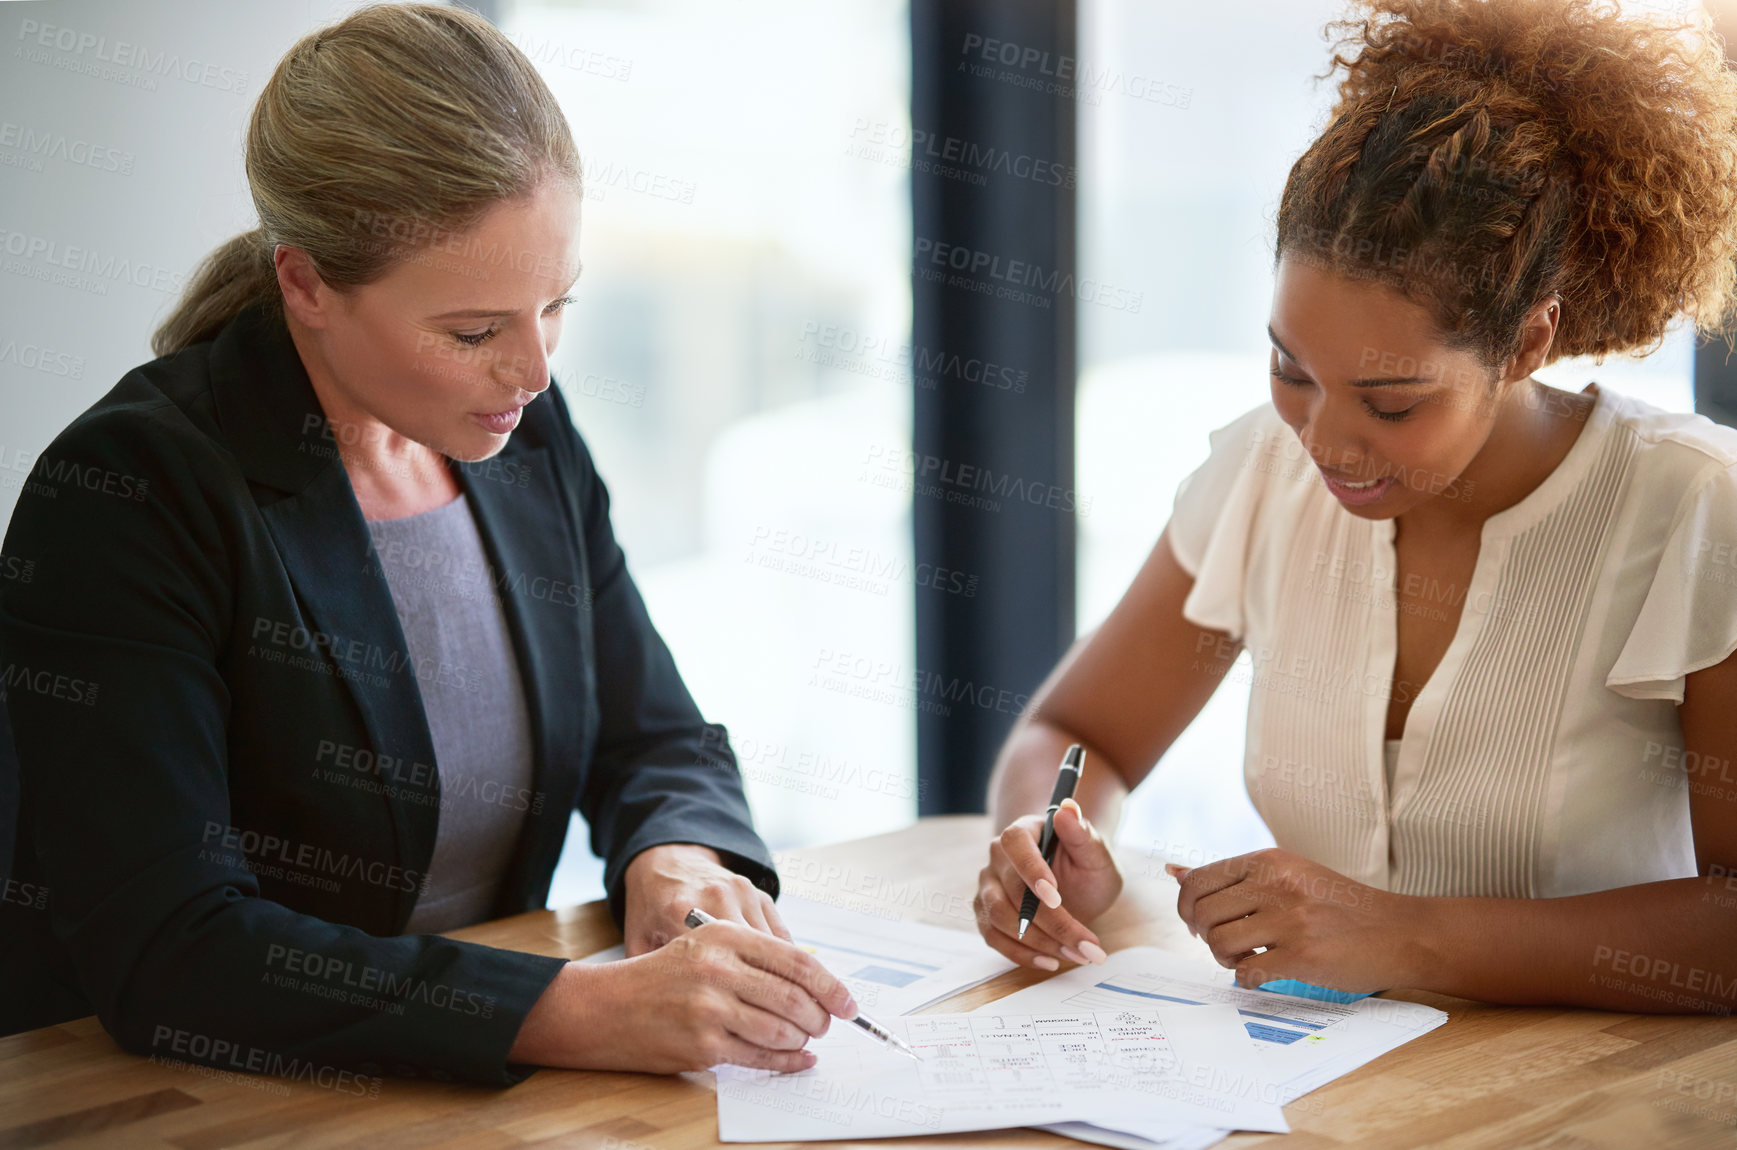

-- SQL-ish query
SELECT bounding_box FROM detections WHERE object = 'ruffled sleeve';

[1607,459,1737,703]
[1166,402,1284,642]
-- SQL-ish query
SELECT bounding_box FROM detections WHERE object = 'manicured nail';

[1078,940,1108,965]
[1060,945,1086,965]
[1034,955,1060,971]
[1164,863,1185,878]
[1034,879,1061,908]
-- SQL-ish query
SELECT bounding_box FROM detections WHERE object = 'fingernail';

[1060,945,1086,965]
[1034,955,1060,971]
[1164,863,1184,877]
[1078,940,1108,965]
[842,995,859,1018]
[1035,879,1061,908]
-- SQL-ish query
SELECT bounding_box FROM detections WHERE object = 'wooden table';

[4,815,1736,1148]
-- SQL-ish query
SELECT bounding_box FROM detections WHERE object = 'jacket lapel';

[210,304,440,930]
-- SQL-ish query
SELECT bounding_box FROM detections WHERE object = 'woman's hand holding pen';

[976,798,1121,971]
[510,919,859,1073]
[621,843,792,956]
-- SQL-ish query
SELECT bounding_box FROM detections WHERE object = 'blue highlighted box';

[851,964,924,988]
[1244,1022,1308,1044]
[1258,978,1376,1004]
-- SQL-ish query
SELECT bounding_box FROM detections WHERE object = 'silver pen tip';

[1017,917,1031,940]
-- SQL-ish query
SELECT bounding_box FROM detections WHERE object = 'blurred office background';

[0,0,1713,909]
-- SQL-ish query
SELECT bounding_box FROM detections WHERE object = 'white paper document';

[581,894,1014,1017]
[992,946,1450,1098]
[1006,947,1451,1149]
[1041,1120,1230,1150]
[773,894,1016,1016]
[587,900,1447,1146]
[715,1002,1289,1142]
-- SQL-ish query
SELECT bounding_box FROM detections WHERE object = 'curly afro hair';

[1275,0,1737,367]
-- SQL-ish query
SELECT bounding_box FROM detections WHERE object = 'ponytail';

[151,228,277,358]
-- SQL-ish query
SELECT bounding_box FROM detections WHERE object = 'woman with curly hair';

[977,0,1737,1013]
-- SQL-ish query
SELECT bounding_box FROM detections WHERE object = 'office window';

[499,0,916,906]
[1076,0,1698,873]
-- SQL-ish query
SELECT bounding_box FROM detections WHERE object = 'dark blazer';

[0,300,778,1084]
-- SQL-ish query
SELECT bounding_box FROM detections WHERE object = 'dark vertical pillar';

[1698,339,1737,429]
[1698,2,1737,429]
[911,0,1078,814]
[0,696,15,895]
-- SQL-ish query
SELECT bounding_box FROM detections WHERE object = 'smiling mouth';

[1317,466,1396,498]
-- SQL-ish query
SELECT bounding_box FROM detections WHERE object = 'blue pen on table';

[1017,744,1085,941]
[682,906,921,1061]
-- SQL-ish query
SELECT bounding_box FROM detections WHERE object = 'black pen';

[1017,744,1084,941]
[682,907,921,1061]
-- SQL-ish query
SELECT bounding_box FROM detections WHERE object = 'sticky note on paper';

[1259,978,1376,1004]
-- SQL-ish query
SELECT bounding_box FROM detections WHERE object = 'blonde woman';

[0,4,854,1080]
[977,0,1737,1014]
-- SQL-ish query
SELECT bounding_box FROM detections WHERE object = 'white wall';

[0,0,377,529]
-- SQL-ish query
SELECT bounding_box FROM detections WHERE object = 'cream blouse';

[1166,383,1737,898]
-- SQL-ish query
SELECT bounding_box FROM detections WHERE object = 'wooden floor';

[3,815,1735,1148]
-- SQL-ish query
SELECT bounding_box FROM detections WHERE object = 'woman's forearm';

[1406,873,1737,1014]
[507,960,589,1066]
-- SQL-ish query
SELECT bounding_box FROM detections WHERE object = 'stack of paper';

[715,1002,1291,1141]
[998,947,1451,1148]
[587,899,1448,1145]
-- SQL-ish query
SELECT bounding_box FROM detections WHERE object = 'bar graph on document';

[777,895,1013,1015]
[1059,972,1354,1048]
[982,948,1449,1101]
